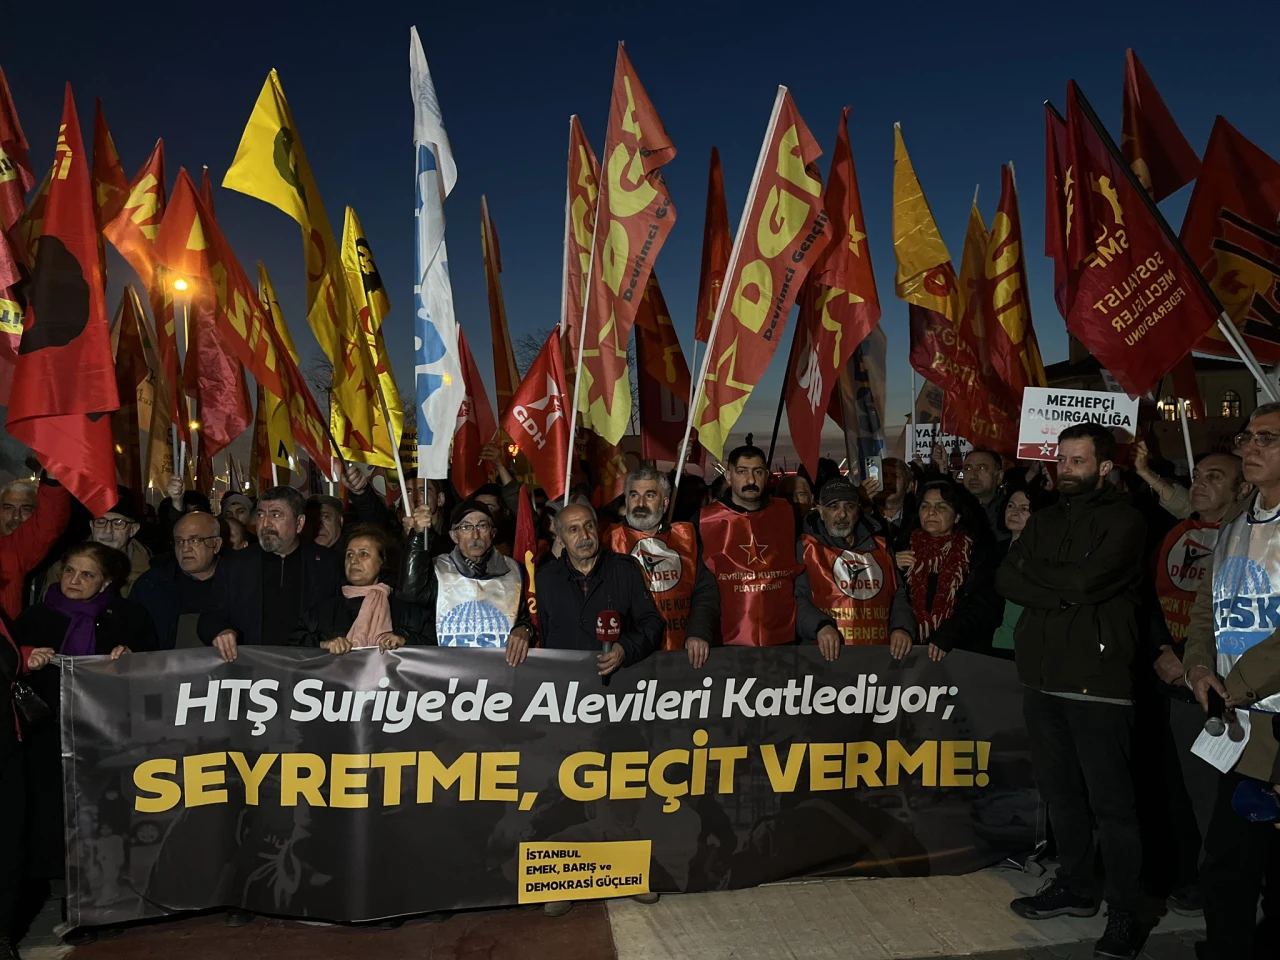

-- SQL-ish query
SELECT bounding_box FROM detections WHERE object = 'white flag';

[411,26,464,479]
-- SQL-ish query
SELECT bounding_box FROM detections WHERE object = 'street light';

[173,278,188,292]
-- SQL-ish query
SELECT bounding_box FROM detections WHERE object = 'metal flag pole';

[1177,399,1196,473]
[672,85,788,505]
[377,384,412,518]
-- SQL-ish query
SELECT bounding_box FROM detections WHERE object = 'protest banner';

[62,647,1036,925]
[908,423,973,461]
[1017,386,1139,461]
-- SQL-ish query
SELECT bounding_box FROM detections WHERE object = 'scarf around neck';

[341,582,395,648]
[45,583,114,656]
[908,527,973,639]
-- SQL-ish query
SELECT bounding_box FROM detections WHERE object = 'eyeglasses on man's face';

[453,521,494,534]
[91,517,132,529]
[173,535,219,548]
[1233,431,1280,450]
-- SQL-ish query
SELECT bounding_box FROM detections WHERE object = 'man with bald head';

[535,502,664,675]
[131,511,223,650]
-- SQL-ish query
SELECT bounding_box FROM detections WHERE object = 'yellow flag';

[339,206,403,469]
[256,263,299,470]
[223,70,379,455]
[892,124,960,322]
[957,200,991,370]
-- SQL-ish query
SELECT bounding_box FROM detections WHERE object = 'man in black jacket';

[535,503,664,675]
[132,511,222,649]
[995,422,1147,960]
[197,486,341,660]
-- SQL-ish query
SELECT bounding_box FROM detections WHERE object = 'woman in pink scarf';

[290,525,433,653]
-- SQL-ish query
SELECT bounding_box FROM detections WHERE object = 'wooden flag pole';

[672,85,788,510]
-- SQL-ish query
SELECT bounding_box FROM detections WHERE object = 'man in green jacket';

[1184,401,1280,960]
[995,421,1148,960]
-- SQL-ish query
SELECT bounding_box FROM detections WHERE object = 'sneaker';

[1094,909,1145,959]
[631,892,660,905]
[1010,879,1098,920]
[225,909,255,928]
[1167,885,1203,917]
[543,900,573,918]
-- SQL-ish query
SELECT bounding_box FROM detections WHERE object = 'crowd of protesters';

[1,417,1278,958]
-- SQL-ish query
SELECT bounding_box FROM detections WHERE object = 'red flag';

[577,43,677,445]
[693,88,831,460]
[1059,81,1219,397]
[514,485,539,624]
[1180,116,1280,364]
[200,167,216,212]
[0,66,35,246]
[785,107,881,475]
[985,164,1047,407]
[104,139,165,288]
[562,114,600,379]
[110,288,150,495]
[583,431,628,506]
[1121,50,1201,202]
[8,86,120,515]
[91,100,129,231]
[635,272,697,467]
[694,147,731,344]
[481,196,520,416]
[452,326,498,497]
[1044,104,1071,319]
[502,328,570,502]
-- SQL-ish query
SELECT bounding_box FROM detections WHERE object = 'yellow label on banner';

[516,841,650,904]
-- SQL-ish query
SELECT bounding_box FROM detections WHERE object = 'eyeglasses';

[1233,431,1280,450]
[453,521,494,534]
[91,517,132,529]
[173,535,219,548]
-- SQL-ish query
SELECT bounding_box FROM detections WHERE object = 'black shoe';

[0,937,17,960]
[1093,909,1145,959]
[1167,884,1203,917]
[1010,878,1098,920]
[225,909,255,928]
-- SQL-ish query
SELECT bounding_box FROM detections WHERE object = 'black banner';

[61,647,1038,925]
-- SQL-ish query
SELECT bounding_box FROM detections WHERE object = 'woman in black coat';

[14,541,155,946]
[290,524,434,652]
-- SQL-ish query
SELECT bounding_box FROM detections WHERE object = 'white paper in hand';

[1191,709,1252,773]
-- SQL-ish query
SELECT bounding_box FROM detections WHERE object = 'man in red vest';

[606,466,719,667]
[796,476,915,660]
[699,445,801,647]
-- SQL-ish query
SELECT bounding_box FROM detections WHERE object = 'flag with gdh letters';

[60,646,1036,925]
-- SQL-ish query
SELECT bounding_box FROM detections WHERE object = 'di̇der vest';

[433,554,523,648]
[1211,506,1280,714]
[699,499,800,647]
[801,534,897,645]
[1153,518,1219,642]
[605,523,698,651]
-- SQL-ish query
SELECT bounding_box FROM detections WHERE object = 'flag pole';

[557,118,573,343]
[1177,399,1196,472]
[1062,88,1280,403]
[377,384,412,518]
[672,85,788,506]
[176,298,189,487]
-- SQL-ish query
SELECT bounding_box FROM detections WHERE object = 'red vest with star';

[1153,518,1219,641]
[605,522,698,651]
[698,498,800,647]
[801,534,897,645]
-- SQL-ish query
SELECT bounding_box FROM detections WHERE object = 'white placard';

[1017,387,1140,462]
[909,423,974,462]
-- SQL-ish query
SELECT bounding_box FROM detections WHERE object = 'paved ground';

[15,870,1208,959]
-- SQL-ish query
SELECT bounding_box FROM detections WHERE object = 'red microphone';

[596,609,620,686]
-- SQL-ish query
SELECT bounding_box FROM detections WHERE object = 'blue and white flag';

[411,26,464,479]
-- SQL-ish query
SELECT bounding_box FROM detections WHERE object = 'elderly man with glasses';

[131,511,223,649]
[41,491,150,599]
[402,498,534,665]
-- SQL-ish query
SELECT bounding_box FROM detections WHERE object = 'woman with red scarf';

[892,481,1003,661]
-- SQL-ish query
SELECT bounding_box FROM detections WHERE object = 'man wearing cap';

[607,466,718,668]
[220,493,253,529]
[43,489,150,598]
[402,498,533,663]
[796,477,916,660]
[698,444,802,647]
[306,494,345,549]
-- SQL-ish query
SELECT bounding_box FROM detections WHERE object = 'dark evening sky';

[8,0,1280,460]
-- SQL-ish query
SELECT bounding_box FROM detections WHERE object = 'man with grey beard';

[605,466,719,668]
[795,476,915,660]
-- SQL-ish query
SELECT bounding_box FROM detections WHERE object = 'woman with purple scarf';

[15,541,156,947]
